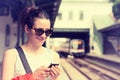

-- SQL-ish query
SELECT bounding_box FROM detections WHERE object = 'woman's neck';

[22,41,44,55]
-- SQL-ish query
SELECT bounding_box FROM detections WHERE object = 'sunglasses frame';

[32,28,53,36]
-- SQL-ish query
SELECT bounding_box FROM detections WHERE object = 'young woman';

[2,6,68,80]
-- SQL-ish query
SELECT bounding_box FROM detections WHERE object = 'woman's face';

[27,18,51,46]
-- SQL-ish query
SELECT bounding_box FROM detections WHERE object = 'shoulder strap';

[16,46,32,73]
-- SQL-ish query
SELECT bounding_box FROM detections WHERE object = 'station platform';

[86,53,120,64]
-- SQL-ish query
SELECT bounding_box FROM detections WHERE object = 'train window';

[70,39,84,49]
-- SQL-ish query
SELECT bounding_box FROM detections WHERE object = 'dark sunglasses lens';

[35,29,44,36]
[45,30,53,36]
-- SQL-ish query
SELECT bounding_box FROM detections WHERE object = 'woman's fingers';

[33,66,50,79]
[49,66,61,77]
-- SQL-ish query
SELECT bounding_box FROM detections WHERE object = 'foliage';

[112,0,120,19]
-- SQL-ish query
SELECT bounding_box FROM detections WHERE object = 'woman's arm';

[2,49,17,80]
[49,51,60,79]
[52,51,70,80]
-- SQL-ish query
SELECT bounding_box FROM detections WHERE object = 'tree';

[112,0,120,19]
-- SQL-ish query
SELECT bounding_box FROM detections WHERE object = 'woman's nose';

[40,32,47,38]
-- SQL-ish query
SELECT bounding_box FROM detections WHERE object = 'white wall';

[54,2,113,29]
[0,15,17,62]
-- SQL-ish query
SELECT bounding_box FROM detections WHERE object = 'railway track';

[61,58,120,80]
[61,58,88,80]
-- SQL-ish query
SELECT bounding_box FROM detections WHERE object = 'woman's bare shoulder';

[47,48,58,54]
[2,48,18,65]
[48,48,60,59]
[4,48,18,56]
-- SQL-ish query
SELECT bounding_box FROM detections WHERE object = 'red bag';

[11,74,35,80]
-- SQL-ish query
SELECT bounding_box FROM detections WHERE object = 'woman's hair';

[20,6,50,29]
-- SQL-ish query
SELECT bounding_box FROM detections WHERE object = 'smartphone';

[48,63,59,68]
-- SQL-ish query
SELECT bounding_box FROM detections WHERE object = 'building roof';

[93,15,120,35]
[100,23,120,36]
[3,0,61,27]
[93,15,115,31]
[62,0,113,3]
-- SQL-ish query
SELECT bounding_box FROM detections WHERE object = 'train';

[47,38,86,58]
[70,39,85,58]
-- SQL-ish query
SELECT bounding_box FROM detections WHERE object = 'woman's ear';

[25,25,30,33]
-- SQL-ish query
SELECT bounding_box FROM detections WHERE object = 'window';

[57,13,62,20]
[79,10,84,20]
[69,11,73,20]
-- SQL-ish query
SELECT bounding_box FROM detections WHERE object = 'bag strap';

[16,46,32,73]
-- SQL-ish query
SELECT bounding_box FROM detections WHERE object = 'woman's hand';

[49,65,61,80]
[33,66,50,80]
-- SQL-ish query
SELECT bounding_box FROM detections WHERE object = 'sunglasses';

[32,28,53,36]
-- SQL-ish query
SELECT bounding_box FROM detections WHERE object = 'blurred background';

[0,0,120,79]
